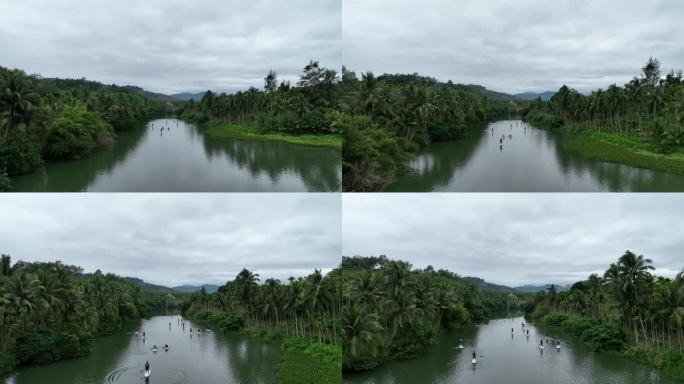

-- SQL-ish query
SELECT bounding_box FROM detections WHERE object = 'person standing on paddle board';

[145,361,150,372]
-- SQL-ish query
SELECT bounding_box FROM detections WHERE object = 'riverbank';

[531,311,684,381]
[203,122,342,149]
[245,328,342,384]
[561,128,684,175]
[187,310,341,384]
[524,112,684,175]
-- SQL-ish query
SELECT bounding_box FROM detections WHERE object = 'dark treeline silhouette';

[0,255,176,373]
[340,69,510,191]
[530,250,684,379]
[0,66,167,190]
[340,256,522,371]
[524,58,684,152]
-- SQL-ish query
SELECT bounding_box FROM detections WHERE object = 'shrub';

[15,328,92,365]
[0,129,44,175]
[545,312,568,326]
[45,106,115,160]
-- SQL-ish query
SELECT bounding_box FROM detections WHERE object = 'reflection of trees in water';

[11,125,148,191]
[388,121,684,192]
[549,132,684,192]
[385,128,486,192]
[221,336,279,383]
[201,134,341,192]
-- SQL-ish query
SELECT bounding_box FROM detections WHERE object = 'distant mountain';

[172,284,219,293]
[462,277,570,294]
[465,85,518,101]
[463,276,515,292]
[170,92,207,101]
[513,284,569,293]
[119,86,176,102]
[121,277,177,294]
[514,91,555,101]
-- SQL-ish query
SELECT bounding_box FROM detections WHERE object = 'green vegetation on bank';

[340,255,524,372]
[562,128,684,175]
[203,122,342,149]
[182,267,342,384]
[524,58,684,174]
[528,251,684,380]
[341,71,510,191]
[0,255,178,374]
[0,67,168,190]
[179,61,342,150]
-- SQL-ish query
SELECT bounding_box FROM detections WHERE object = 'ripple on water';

[101,367,187,384]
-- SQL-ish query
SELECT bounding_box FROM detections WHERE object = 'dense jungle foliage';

[529,250,684,380]
[183,267,342,384]
[0,255,176,373]
[0,67,167,190]
[524,58,684,154]
[340,70,511,191]
[340,255,522,371]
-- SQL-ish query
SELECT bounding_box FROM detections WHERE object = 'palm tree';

[0,69,40,141]
[342,307,383,363]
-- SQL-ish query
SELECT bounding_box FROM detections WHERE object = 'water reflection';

[386,120,684,192]
[10,119,341,192]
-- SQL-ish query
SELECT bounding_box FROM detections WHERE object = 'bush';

[342,114,411,191]
[390,321,438,360]
[208,312,244,332]
[45,106,115,160]
[525,111,564,129]
[0,129,44,175]
[15,328,92,365]
[545,313,626,352]
[545,312,569,326]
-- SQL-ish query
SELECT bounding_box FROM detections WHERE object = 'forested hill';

[462,276,515,292]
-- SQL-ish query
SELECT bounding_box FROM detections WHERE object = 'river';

[343,316,675,384]
[9,119,341,192]
[386,120,684,191]
[2,315,280,384]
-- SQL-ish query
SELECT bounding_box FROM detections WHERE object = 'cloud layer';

[343,194,684,286]
[343,0,684,93]
[0,0,341,93]
[0,194,341,287]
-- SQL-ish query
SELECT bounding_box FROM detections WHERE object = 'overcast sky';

[0,194,340,287]
[344,0,684,94]
[343,194,684,287]
[0,0,341,94]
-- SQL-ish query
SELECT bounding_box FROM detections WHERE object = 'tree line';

[339,255,518,371]
[180,60,341,136]
[0,67,167,190]
[340,70,508,191]
[524,58,684,151]
[0,255,175,373]
[530,251,684,378]
[183,267,343,346]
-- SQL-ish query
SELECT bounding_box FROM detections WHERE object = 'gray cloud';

[0,194,341,287]
[0,0,341,93]
[342,194,684,287]
[343,0,684,93]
